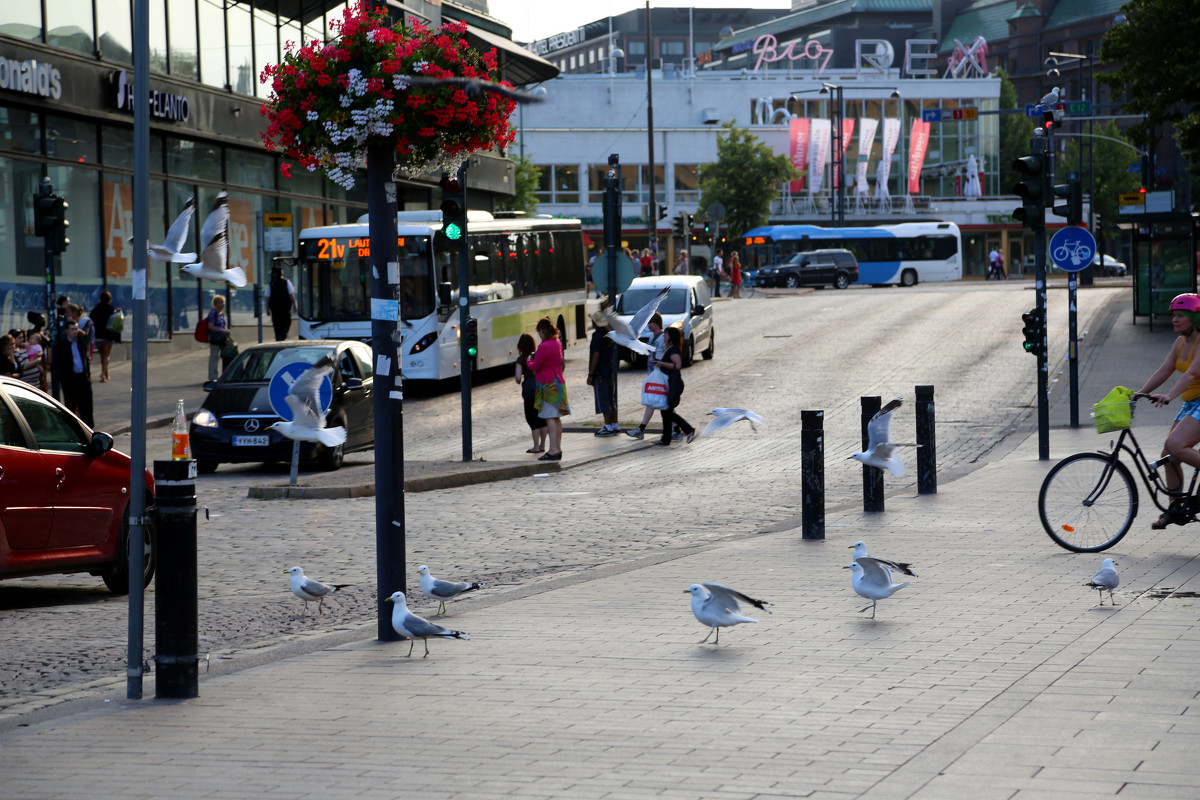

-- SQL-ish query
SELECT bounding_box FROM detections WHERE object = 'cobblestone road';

[0,281,1124,714]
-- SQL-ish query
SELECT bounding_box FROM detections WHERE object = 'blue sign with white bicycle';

[1049,227,1097,273]
[268,362,333,420]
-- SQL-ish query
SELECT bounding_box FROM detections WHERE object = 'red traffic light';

[442,178,461,194]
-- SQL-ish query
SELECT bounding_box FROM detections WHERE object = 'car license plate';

[232,435,269,447]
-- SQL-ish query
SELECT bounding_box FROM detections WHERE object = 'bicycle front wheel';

[1039,453,1137,552]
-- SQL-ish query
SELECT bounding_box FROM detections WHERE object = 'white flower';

[412,61,429,73]
[306,110,320,121]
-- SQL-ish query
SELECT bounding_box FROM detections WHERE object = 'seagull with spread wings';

[849,540,918,578]
[603,287,670,356]
[849,397,914,477]
[701,407,766,437]
[146,197,197,263]
[179,191,247,287]
[685,582,772,644]
[269,356,348,448]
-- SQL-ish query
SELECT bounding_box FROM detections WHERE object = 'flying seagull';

[146,196,197,262]
[845,562,911,619]
[179,191,247,287]
[285,565,349,615]
[1039,86,1061,106]
[385,592,470,657]
[603,287,670,356]
[684,582,772,645]
[404,75,548,105]
[701,407,766,437]
[1085,558,1120,606]
[269,356,348,448]
[849,397,913,477]
[417,564,482,616]
[849,540,918,578]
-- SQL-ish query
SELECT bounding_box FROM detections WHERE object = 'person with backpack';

[265,266,297,341]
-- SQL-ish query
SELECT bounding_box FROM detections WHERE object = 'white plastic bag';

[641,368,669,410]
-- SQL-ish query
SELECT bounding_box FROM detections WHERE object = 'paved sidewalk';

[3,303,1198,799]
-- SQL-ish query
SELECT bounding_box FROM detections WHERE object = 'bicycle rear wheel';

[1039,452,1137,552]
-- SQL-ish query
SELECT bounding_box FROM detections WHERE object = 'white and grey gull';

[417,564,482,615]
[685,583,772,644]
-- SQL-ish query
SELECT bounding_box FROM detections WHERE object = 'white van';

[613,275,714,366]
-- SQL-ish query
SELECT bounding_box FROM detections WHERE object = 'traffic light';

[464,316,479,359]
[1051,177,1083,226]
[1021,307,1045,357]
[1012,154,1045,229]
[671,213,684,239]
[34,193,56,237]
[34,193,69,254]
[657,204,668,221]
[439,173,466,248]
[684,212,694,231]
[49,196,69,254]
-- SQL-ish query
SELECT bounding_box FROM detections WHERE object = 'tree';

[1099,0,1200,180]
[996,67,1035,192]
[496,154,540,215]
[697,122,798,241]
[1060,120,1142,226]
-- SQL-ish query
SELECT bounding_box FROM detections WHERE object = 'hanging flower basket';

[260,2,517,189]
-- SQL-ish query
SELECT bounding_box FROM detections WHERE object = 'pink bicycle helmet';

[1170,293,1200,313]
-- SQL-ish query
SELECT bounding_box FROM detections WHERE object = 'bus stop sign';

[269,361,333,420]
[1049,227,1097,273]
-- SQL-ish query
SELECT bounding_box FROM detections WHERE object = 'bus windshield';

[299,235,435,321]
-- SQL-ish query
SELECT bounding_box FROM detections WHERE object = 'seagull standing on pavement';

[385,592,470,657]
[417,565,482,615]
[845,562,911,619]
[286,565,349,615]
[849,397,913,477]
[1085,558,1120,606]
[179,191,248,287]
[603,287,670,356]
[685,583,772,644]
[146,197,197,263]
[269,356,348,448]
[701,408,766,437]
[849,540,918,577]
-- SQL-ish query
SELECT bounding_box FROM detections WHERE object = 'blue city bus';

[741,222,963,287]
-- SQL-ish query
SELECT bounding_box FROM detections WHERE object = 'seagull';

[1039,86,1061,106]
[845,562,911,619]
[146,197,197,262]
[179,191,247,287]
[404,75,547,104]
[849,540,918,577]
[416,564,482,615]
[849,397,913,477]
[603,287,670,356]
[1085,558,1120,606]
[684,583,772,644]
[701,407,766,437]
[285,565,349,615]
[385,592,470,657]
[269,356,348,448]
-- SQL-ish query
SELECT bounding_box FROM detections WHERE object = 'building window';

[47,0,95,55]
[535,165,579,203]
[254,6,278,98]
[46,116,98,164]
[588,50,594,65]
[168,0,199,78]
[198,0,227,89]
[674,164,700,204]
[149,0,168,72]
[97,0,133,62]
[628,40,645,56]
[597,46,605,61]
[662,41,684,56]
[228,3,255,94]
[569,55,576,70]
[0,6,41,42]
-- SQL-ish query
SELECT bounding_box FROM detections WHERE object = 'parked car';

[190,340,375,473]
[613,275,715,366]
[755,248,859,289]
[0,376,154,593]
[1092,254,1127,277]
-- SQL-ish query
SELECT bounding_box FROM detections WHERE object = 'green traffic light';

[467,346,478,357]
[445,221,463,240]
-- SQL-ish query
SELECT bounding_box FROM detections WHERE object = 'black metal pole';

[604,156,622,397]
[367,141,405,641]
[801,409,824,540]
[457,163,472,462]
[1034,133,1050,460]
[861,395,884,512]
[153,460,198,699]
[644,1,656,262]
[1069,272,1079,427]
[915,385,937,495]
[41,179,59,401]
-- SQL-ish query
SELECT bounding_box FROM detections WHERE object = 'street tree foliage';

[996,68,1035,192]
[1099,0,1200,179]
[1060,120,1142,227]
[697,122,798,241]
[496,153,540,215]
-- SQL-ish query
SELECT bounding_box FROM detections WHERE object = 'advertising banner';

[226,198,256,285]
[808,118,831,194]
[854,117,878,196]
[788,117,811,194]
[103,181,133,279]
[907,118,931,194]
[875,117,900,198]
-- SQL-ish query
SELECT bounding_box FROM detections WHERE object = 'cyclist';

[1137,292,1200,528]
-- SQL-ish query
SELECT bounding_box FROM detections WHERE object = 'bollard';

[915,385,937,495]
[861,396,884,513]
[801,410,825,540]
[153,459,198,699]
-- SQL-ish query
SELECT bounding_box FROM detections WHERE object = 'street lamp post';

[821,82,844,228]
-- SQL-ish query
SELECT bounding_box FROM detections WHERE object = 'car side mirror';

[90,431,114,456]
[693,303,705,315]
[343,377,363,390]
[203,380,215,392]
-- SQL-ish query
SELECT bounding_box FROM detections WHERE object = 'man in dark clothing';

[53,320,93,427]
[266,267,297,341]
[587,310,620,436]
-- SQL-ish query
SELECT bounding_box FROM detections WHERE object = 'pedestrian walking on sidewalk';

[205,295,232,381]
[650,326,695,446]
[266,266,297,341]
[626,314,668,440]
[528,318,570,461]
[89,290,121,383]
[588,310,620,436]
[515,332,547,454]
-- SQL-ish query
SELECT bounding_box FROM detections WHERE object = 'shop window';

[46,164,100,282]
[46,116,98,164]
[0,108,43,156]
[228,148,275,191]
[166,137,221,183]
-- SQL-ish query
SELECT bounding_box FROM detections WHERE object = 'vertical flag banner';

[875,117,901,198]
[855,117,879,196]
[808,118,831,194]
[834,118,855,189]
[907,118,931,194]
[788,118,811,193]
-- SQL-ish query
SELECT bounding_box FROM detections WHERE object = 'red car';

[0,376,154,593]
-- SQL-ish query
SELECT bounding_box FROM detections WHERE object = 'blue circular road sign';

[1049,227,1097,273]
[268,361,333,420]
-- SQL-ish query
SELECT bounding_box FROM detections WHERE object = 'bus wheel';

[900,269,918,287]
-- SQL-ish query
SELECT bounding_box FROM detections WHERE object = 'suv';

[757,249,859,289]
[613,275,714,367]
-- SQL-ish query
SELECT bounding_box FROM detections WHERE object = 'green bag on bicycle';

[1093,386,1134,433]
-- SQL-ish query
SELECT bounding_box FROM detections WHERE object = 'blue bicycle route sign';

[1049,227,1097,273]
[268,361,333,420]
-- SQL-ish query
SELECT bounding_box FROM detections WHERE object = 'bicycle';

[1038,393,1200,552]
[740,271,757,298]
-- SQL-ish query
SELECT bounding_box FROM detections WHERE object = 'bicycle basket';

[1092,386,1135,433]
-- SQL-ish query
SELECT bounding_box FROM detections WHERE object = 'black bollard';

[861,396,884,513]
[915,385,937,495]
[153,460,198,699]
[801,410,825,540]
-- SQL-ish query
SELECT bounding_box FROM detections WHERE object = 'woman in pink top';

[527,318,570,461]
